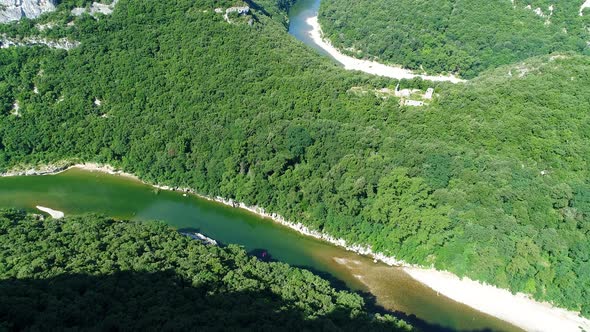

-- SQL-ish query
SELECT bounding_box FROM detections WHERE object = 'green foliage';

[0,210,411,331]
[319,0,590,78]
[0,0,588,318]
[366,168,452,260]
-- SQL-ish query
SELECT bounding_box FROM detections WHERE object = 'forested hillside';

[319,0,590,78]
[0,210,410,330]
[0,0,589,319]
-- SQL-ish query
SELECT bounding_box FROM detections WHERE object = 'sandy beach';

[4,162,590,331]
[36,206,64,219]
[305,16,464,83]
[194,192,590,332]
[405,267,590,332]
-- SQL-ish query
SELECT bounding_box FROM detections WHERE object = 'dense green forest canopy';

[319,0,590,78]
[0,0,589,319]
[0,210,411,330]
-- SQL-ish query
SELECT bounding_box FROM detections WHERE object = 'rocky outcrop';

[0,0,56,23]
[71,0,118,17]
[217,5,251,24]
[1,35,79,49]
[226,6,249,15]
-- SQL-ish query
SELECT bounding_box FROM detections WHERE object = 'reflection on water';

[0,169,520,331]
[288,0,336,60]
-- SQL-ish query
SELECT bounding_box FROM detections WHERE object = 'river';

[288,0,334,59]
[282,2,590,332]
[0,169,519,331]
[287,0,464,83]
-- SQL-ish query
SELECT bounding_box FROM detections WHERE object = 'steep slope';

[319,0,590,78]
[0,210,411,330]
[0,0,588,319]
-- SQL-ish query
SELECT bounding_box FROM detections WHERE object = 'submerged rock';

[181,232,218,246]
[0,0,56,23]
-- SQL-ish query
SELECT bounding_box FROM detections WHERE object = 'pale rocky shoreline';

[1,0,587,329]
[1,162,138,179]
[304,16,464,83]
[2,162,590,332]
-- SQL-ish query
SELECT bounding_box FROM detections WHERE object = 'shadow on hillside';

[0,268,504,332]
[290,265,496,332]
[0,270,407,331]
[174,229,496,332]
[244,0,270,17]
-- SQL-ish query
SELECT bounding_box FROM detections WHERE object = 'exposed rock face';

[221,6,250,23]
[0,0,56,23]
[1,35,80,50]
[72,0,118,17]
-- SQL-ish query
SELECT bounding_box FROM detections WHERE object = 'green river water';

[0,1,524,330]
[0,169,519,331]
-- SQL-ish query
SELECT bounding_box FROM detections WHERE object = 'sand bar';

[405,267,590,332]
[36,206,64,219]
[305,16,464,83]
[5,162,590,331]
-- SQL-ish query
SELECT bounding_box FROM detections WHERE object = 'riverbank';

[581,0,590,16]
[3,162,589,331]
[304,16,464,83]
[1,162,140,180]
[164,181,590,332]
[405,268,590,332]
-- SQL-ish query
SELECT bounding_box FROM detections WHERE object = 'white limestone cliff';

[0,0,56,23]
